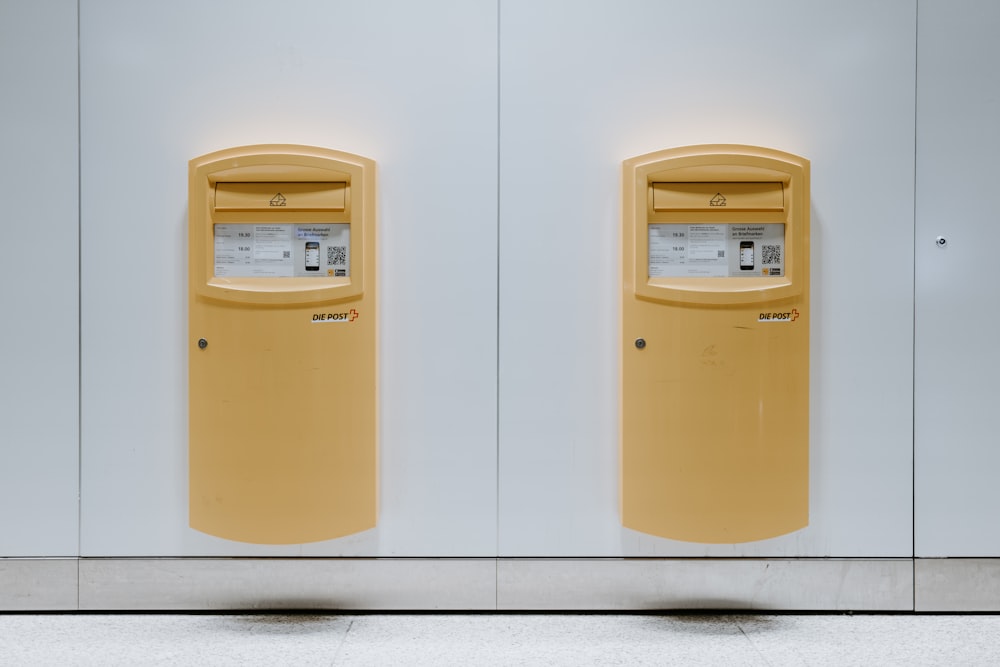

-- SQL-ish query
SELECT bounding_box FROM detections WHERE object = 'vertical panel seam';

[495,0,502,612]
[911,0,920,611]
[76,0,83,611]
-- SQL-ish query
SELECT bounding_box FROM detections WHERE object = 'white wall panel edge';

[0,559,79,611]
[915,559,1000,612]
[498,559,914,611]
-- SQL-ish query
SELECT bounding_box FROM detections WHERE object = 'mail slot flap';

[652,181,783,212]
[215,182,346,212]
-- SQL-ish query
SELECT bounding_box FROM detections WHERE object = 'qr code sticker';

[282,250,291,259]
[761,244,781,265]
[327,245,347,266]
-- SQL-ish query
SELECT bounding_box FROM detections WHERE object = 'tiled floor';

[0,613,998,666]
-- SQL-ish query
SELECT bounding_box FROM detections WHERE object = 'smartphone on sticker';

[740,241,755,271]
[305,241,320,271]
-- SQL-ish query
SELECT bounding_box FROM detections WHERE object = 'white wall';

[2,0,996,567]
[914,0,1000,557]
[497,0,916,557]
[79,0,498,556]
[0,0,80,557]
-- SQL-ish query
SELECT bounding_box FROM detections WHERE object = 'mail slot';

[651,182,784,212]
[215,182,347,212]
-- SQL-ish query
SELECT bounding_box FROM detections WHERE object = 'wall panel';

[79,0,499,557]
[914,0,1000,556]
[0,0,80,557]
[498,0,917,557]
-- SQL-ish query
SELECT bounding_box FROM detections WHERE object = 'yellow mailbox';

[189,144,376,544]
[621,144,809,543]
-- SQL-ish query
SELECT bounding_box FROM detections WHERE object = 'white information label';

[648,223,785,278]
[688,224,727,261]
[214,224,350,278]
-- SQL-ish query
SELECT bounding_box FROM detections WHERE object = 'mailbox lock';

[935,236,947,247]
[198,338,208,350]
[635,338,646,350]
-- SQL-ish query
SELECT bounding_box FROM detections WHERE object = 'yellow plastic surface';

[652,182,784,211]
[215,182,347,212]
[189,145,377,544]
[621,144,809,543]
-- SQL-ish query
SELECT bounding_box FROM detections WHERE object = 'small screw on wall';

[198,338,208,349]
[635,338,646,350]
[935,236,947,247]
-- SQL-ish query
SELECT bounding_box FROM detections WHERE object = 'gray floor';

[0,613,998,666]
